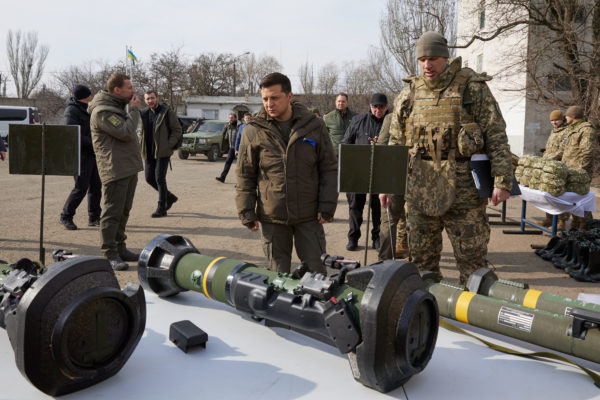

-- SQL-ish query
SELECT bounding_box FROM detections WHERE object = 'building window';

[203,109,218,119]
[476,54,483,73]
[479,2,485,29]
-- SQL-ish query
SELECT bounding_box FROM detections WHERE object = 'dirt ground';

[1,154,599,301]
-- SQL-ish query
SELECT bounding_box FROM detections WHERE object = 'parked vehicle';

[178,120,227,161]
[0,106,40,143]
[177,116,199,133]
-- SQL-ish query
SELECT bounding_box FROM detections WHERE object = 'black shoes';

[107,255,128,271]
[346,241,358,251]
[372,238,381,251]
[119,248,140,262]
[166,194,178,211]
[59,217,77,230]
[215,177,225,183]
[152,204,167,218]
[88,219,100,227]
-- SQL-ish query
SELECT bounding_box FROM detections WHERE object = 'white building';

[456,1,572,156]
[183,95,262,121]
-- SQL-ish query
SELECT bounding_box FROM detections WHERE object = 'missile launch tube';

[466,268,600,316]
[429,282,600,364]
[138,234,440,393]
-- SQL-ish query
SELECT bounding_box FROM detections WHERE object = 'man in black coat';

[59,85,102,230]
[341,93,389,251]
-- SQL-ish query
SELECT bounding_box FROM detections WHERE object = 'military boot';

[151,202,167,218]
[566,243,589,278]
[166,192,178,211]
[535,236,560,258]
[395,240,409,259]
[541,236,566,261]
[571,246,600,282]
[552,239,576,270]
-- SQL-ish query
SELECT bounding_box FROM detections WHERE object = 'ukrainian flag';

[127,49,138,66]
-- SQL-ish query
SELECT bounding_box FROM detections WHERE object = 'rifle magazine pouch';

[457,122,484,157]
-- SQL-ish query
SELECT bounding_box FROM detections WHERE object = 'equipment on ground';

[0,257,146,396]
[138,234,439,393]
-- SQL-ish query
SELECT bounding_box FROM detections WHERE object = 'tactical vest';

[405,68,476,167]
[404,68,482,216]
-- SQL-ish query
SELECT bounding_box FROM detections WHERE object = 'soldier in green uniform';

[541,109,569,228]
[89,73,143,271]
[379,31,513,284]
[561,105,598,230]
[323,93,357,156]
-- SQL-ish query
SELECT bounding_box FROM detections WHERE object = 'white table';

[1,290,599,399]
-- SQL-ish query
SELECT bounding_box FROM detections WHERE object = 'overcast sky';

[1,0,387,95]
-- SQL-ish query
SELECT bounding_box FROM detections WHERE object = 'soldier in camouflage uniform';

[379,32,513,284]
[561,105,598,230]
[541,110,569,227]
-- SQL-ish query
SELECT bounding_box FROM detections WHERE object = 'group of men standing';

[52,30,595,286]
[59,74,182,270]
[543,106,597,230]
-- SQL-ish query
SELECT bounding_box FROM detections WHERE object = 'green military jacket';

[89,90,143,184]
[323,107,357,155]
[543,123,569,161]
[388,57,513,194]
[139,103,182,159]
[236,100,338,226]
[561,120,598,176]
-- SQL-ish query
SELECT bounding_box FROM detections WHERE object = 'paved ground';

[1,155,599,300]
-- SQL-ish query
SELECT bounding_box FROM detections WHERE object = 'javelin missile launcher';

[138,234,439,393]
[0,257,146,396]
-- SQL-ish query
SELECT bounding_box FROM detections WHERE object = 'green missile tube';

[466,268,600,316]
[428,281,600,364]
[138,234,440,393]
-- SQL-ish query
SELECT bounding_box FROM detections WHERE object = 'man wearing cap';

[541,109,569,228]
[561,105,598,230]
[323,92,357,156]
[379,31,513,284]
[59,85,102,230]
[341,93,389,251]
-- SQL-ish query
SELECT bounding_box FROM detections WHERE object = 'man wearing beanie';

[59,84,102,230]
[342,93,389,251]
[561,105,598,230]
[540,109,569,227]
[379,31,513,284]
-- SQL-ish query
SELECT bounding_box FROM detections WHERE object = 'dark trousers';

[219,148,236,181]
[144,156,171,205]
[346,193,381,242]
[100,174,137,257]
[61,155,102,221]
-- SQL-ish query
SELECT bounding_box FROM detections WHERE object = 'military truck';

[177,120,227,161]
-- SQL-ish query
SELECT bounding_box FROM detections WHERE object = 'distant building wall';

[184,96,262,120]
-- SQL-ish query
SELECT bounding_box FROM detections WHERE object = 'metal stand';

[39,123,46,264]
[502,200,556,236]
[488,201,520,226]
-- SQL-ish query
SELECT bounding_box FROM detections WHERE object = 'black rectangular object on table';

[169,320,208,353]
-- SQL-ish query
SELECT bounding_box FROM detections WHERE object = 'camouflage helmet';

[416,31,449,59]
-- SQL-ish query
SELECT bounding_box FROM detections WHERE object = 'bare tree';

[188,53,234,96]
[298,61,315,95]
[457,0,600,126]
[6,30,49,98]
[238,54,282,95]
[144,48,188,112]
[317,63,339,96]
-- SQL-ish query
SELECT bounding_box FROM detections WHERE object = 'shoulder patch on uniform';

[107,115,122,127]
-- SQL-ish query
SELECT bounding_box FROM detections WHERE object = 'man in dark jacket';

[215,112,239,183]
[342,93,389,251]
[59,85,102,230]
[140,90,182,217]
[89,73,143,271]
[236,72,338,274]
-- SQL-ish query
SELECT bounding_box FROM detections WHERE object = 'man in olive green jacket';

[323,92,357,156]
[89,73,143,271]
[140,90,182,217]
[236,73,338,274]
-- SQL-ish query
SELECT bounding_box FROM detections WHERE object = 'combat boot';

[395,240,409,259]
[541,237,566,261]
[571,246,600,282]
[552,239,575,270]
[564,242,586,275]
[535,236,560,258]
[151,202,167,218]
[566,244,589,278]
[59,217,77,230]
[166,193,178,211]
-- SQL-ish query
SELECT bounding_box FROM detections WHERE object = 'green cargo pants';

[100,174,138,257]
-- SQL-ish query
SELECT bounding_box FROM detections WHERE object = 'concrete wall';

[184,96,262,120]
